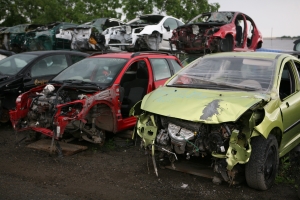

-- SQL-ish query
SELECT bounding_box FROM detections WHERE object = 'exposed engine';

[155,116,239,158]
[26,85,85,128]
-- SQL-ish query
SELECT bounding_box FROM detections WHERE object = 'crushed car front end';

[131,52,284,187]
[170,12,234,53]
[10,57,128,144]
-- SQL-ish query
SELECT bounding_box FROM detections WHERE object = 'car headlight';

[125,26,132,34]
[192,25,199,35]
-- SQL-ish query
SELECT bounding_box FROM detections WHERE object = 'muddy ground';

[0,123,299,200]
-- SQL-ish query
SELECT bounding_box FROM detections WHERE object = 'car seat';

[121,65,149,117]
[235,21,242,46]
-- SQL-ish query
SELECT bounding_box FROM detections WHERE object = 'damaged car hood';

[140,87,269,123]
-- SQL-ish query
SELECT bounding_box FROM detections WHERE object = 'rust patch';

[200,99,222,120]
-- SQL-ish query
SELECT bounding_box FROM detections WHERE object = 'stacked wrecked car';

[170,11,263,53]
[103,14,184,51]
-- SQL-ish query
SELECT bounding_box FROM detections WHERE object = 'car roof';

[20,50,89,56]
[90,51,178,59]
[204,51,293,60]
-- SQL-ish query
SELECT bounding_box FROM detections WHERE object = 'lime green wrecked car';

[131,52,300,190]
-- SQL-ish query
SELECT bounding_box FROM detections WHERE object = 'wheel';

[245,134,279,190]
[294,40,300,51]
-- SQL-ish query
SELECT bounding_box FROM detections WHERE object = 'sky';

[209,0,300,37]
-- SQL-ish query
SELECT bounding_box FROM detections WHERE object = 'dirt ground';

[0,123,299,200]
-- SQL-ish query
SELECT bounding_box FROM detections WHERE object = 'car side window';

[177,20,184,26]
[279,61,296,100]
[163,18,178,30]
[31,55,68,77]
[150,58,171,81]
[169,59,182,74]
[70,55,86,64]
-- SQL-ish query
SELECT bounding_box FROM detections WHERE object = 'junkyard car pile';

[0,12,263,53]
[131,51,300,190]
[58,18,125,51]
[4,10,299,192]
[10,52,183,144]
[103,14,184,51]
[24,22,78,51]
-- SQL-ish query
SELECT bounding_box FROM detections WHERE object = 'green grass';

[275,155,297,185]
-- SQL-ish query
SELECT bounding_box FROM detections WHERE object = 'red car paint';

[10,52,183,144]
[170,11,263,54]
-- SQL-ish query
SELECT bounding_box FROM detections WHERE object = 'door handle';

[286,102,289,107]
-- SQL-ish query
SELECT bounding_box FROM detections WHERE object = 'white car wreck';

[102,14,184,51]
[56,18,124,51]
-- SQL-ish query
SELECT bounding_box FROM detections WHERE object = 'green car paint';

[132,52,300,187]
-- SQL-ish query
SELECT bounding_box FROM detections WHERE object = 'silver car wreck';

[58,18,124,51]
[103,14,184,51]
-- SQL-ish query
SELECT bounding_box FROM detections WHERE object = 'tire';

[294,40,300,51]
[245,134,279,190]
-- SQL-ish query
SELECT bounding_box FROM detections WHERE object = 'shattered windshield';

[52,57,128,86]
[0,54,37,75]
[167,56,275,92]
[127,15,164,25]
[188,12,234,24]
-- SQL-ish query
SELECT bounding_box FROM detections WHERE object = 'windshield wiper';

[174,77,261,91]
[49,80,63,84]
[62,79,101,89]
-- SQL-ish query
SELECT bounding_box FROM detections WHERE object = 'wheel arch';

[87,102,117,133]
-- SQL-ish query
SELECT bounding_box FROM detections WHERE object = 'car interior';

[120,61,149,117]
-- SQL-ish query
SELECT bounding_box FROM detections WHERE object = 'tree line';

[0,0,220,26]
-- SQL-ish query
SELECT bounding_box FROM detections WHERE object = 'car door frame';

[279,57,300,155]
[114,57,153,132]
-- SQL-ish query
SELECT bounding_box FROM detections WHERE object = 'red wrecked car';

[10,52,183,146]
[170,11,263,54]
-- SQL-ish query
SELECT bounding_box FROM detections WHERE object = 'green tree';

[122,0,220,22]
[0,0,219,26]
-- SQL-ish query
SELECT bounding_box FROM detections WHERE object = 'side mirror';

[164,25,170,32]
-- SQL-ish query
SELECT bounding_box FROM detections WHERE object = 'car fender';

[253,98,283,139]
[137,25,163,35]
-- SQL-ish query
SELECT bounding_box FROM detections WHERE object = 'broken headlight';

[125,26,132,34]
[192,25,199,35]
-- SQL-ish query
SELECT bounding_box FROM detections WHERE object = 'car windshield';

[127,15,164,25]
[52,57,128,86]
[0,54,37,75]
[167,56,275,92]
[188,12,234,24]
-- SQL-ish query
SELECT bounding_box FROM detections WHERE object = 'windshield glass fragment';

[189,12,234,24]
